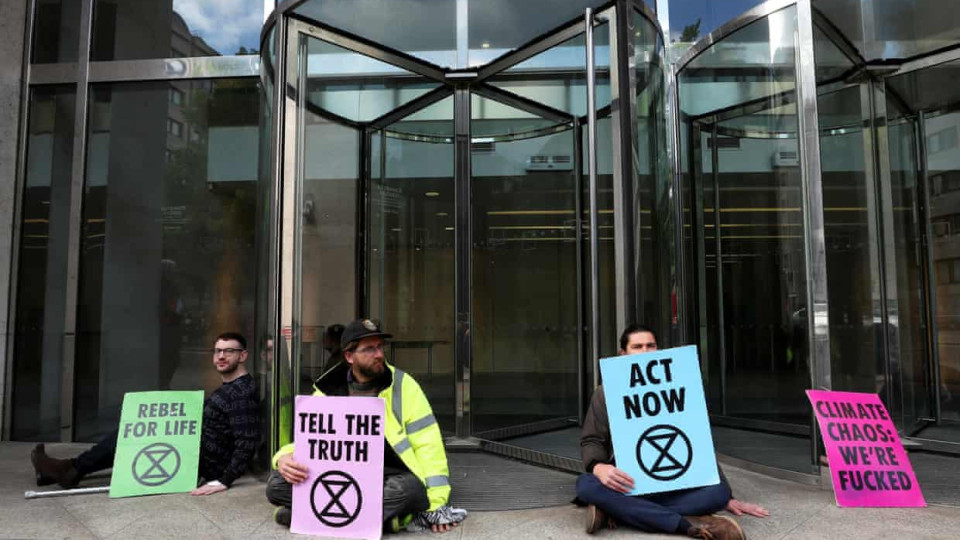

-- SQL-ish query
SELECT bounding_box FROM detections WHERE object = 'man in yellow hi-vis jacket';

[265,319,466,533]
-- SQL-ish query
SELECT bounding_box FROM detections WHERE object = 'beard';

[355,360,385,380]
[217,361,240,375]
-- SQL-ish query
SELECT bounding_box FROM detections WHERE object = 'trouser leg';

[266,470,293,508]
[647,480,732,517]
[74,429,119,477]
[382,472,429,522]
[575,474,683,533]
[265,470,428,524]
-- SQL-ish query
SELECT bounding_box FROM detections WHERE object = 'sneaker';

[31,444,79,489]
[684,514,746,540]
[273,506,291,528]
[585,504,608,534]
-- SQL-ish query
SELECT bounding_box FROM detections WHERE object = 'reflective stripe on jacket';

[272,363,450,510]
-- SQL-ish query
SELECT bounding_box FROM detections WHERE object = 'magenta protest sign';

[291,395,385,538]
[807,390,925,507]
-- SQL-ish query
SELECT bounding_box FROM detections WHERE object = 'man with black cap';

[265,319,466,533]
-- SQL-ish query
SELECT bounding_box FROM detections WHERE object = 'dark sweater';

[199,373,260,486]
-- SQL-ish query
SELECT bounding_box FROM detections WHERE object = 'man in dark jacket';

[31,332,260,495]
[577,324,768,539]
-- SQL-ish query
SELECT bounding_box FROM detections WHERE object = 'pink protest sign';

[807,390,925,507]
[292,395,385,538]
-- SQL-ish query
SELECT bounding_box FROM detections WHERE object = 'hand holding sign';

[593,463,635,493]
[600,346,718,495]
[291,396,385,539]
[109,391,204,498]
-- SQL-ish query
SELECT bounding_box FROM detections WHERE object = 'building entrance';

[258,1,671,466]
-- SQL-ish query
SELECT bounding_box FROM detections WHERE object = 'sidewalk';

[3,442,959,539]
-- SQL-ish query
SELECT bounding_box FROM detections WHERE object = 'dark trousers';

[266,470,429,525]
[74,430,119,477]
[575,474,731,534]
[73,429,214,482]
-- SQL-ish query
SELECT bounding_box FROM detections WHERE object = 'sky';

[173,0,264,54]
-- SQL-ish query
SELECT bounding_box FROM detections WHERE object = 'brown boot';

[585,504,608,534]
[684,515,746,540]
[31,444,80,489]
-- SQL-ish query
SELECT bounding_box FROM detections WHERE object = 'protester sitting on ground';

[31,332,261,496]
[265,319,467,533]
[577,324,770,540]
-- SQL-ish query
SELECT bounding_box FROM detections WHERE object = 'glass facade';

[75,79,260,441]
[8,0,960,484]
[91,0,262,60]
[11,86,75,440]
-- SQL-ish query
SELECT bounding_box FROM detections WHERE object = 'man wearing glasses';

[31,332,260,496]
[266,319,465,533]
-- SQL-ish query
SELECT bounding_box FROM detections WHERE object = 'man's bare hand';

[190,482,227,496]
[431,522,458,533]
[726,499,769,518]
[277,454,309,484]
[593,463,634,493]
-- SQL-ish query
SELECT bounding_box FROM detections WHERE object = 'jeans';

[575,473,731,534]
[266,470,429,525]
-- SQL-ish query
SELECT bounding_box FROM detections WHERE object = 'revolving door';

[257,0,673,465]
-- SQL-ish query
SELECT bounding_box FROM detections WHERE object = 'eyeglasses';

[212,348,245,356]
[351,344,384,355]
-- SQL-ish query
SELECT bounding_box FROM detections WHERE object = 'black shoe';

[274,506,291,528]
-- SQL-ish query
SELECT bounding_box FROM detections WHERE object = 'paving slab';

[4,441,960,540]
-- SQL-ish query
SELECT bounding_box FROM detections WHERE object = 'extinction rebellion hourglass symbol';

[636,424,693,481]
[311,471,363,527]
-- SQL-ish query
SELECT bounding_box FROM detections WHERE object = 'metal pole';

[586,8,602,386]
[25,486,110,499]
[454,85,473,439]
[574,119,585,421]
[60,0,96,442]
[796,0,831,472]
[918,111,942,423]
[711,123,727,416]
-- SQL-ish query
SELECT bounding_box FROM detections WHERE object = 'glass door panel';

[368,98,456,433]
[925,108,960,436]
[678,6,815,474]
[471,95,580,446]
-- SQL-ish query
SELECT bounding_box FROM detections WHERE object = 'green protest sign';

[109,391,204,498]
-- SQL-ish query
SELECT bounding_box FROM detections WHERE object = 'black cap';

[341,319,392,349]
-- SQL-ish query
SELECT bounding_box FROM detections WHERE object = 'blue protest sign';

[599,345,718,495]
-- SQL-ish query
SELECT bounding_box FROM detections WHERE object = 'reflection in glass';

[91,0,263,60]
[488,25,610,117]
[678,6,813,472]
[11,86,75,440]
[256,30,277,461]
[295,0,457,67]
[924,109,960,431]
[467,0,609,67]
[75,79,260,441]
[471,95,579,437]
[368,98,456,432]
[305,38,441,123]
[817,86,882,395]
[32,0,81,63]
[668,0,770,60]
[296,89,359,393]
[633,10,673,345]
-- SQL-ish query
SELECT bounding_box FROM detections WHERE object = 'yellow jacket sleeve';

[403,376,451,510]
